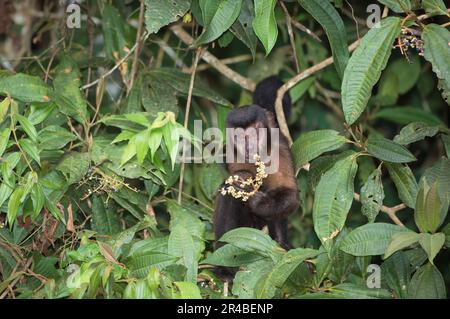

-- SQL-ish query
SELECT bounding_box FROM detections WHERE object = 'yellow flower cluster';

[219,154,268,202]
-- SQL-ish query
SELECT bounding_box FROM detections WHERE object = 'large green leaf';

[374,106,443,126]
[168,225,197,283]
[422,24,450,105]
[415,181,442,233]
[253,0,278,55]
[381,251,411,299]
[230,0,257,58]
[422,0,448,16]
[393,122,439,146]
[341,17,401,125]
[102,3,133,61]
[366,135,417,163]
[219,227,282,258]
[419,233,445,264]
[384,231,420,259]
[378,0,412,13]
[385,163,418,208]
[195,0,242,45]
[51,56,88,124]
[408,262,446,299]
[0,74,49,103]
[145,0,191,34]
[360,168,385,223]
[91,196,121,235]
[291,130,347,168]
[340,223,410,256]
[56,152,91,185]
[256,248,320,298]
[201,244,264,267]
[313,152,358,250]
[297,0,349,77]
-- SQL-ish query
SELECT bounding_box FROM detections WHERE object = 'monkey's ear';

[252,76,291,121]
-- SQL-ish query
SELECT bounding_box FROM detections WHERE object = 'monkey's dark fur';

[214,76,299,255]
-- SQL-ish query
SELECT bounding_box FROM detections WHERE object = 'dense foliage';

[0,0,450,299]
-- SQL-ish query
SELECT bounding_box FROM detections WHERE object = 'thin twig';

[178,48,202,204]
[127,0,146,96]
[170,25,256,91]
[81,33,147,90]
[290,20,321,42]
[274,39,361,146]
[280,1,300,73]
[353,193,406,226]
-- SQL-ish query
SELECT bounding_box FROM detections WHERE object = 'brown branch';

[353,193,406,227]
[290,19,322,42]
[170,24,256,91]
[280,1,300,73]
[178,48,202,204]
[275,39,361,146]
[127,0,146,96]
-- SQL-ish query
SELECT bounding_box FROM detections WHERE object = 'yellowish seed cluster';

[219,154,268,202]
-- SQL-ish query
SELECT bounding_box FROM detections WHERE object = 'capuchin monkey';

[214,76,299,252]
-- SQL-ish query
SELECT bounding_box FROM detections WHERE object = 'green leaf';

[313,152,358,250]
[381,251,411,299]
[393,122,439,146]
[230,0,257,58]
[422,24,450,105]
[56,152,90,184]
[145,0,191,34]
[292,130,348,168]
[415,181,442,233]
[297,0,349,77]
[384,231,420,259]
[340,223,410,256]
[0,74,49,103]
[408,262,446,299]
[199,164,227,200]
[422,0,448,16]
[366,135,416,163]
[378,0,412,13]
[30,184,45,219]
[219,227,281,258]
[51,56,88,124]
[0,97,10,123]
[0,128,11,157]
[102,4,133,61]
[149,68,232,106]
[232,259,274,298]
[374,106,443,126]
[38,125,77,150]
[201,244,264,267]
[135,129,150,164]
[19,139,41,166]
[384,54,421,95]
[7,187,24,227]
[173,281,202,299]
[15,114,38,142]
[252,0,278,55]
[141,75,179,115]
[342,17,401,125]
[195,0,242,45]
[442,134,450,158]
[91,196,121,235]
[360,168,385,223]
[257,248,320,298]
[297,283,392,299]
[168,225,197,283]
[385,163,418,208]
[419,233,445,263]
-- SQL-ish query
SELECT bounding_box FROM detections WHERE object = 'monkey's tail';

[252,76,292,121]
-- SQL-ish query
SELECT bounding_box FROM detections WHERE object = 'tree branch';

[170,24,256,91]
[275,39,361,145]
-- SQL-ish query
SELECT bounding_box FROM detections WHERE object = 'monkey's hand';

[225,171,255,192]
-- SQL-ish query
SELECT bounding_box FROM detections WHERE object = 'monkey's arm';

[247,187,299,220]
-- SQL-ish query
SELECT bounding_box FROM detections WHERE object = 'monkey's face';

[231,121,269,162]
